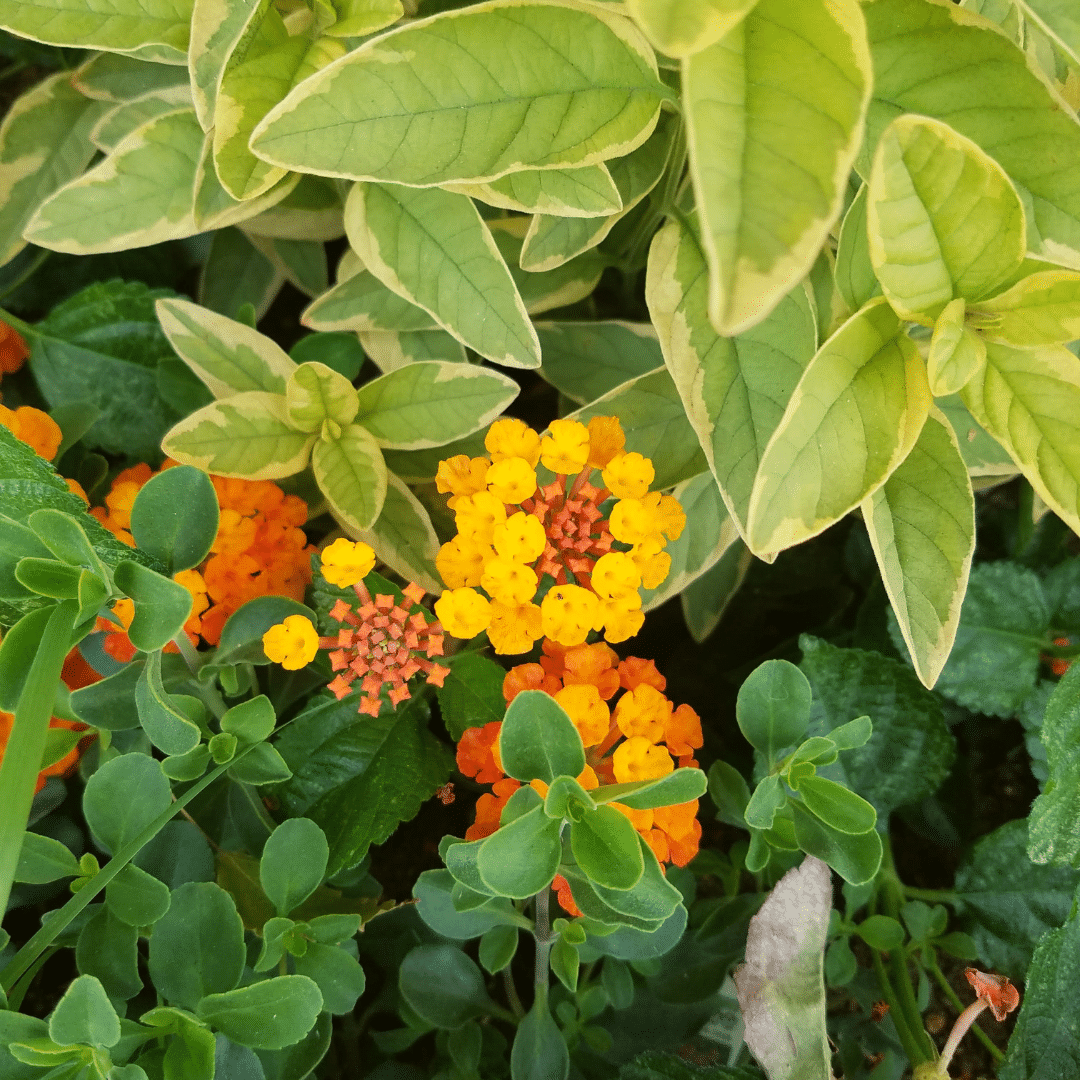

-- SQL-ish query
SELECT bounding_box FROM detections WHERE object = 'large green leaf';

[353,361,519,450]
[192,133,300,232]
[358,329,467,372]
[999,883,1080,1080]
[189,0,262,130]
[733,856,831,1080]
[196,977,322,1049]
[72,52,190,103]
[979,269,1080,346]
[862,406,976,689]
[301,256,437,335]
[536,321,662,405]
[962,340,1080,537]
[268,692,453,878]
[156,296,297,398]
[311,423,388,532]
[913,560,1051,717]
[214,6,344,201]
[29,279,183,460]
[866,113,1025,323]
[955,819,1080,980]
[627,0,758,57]
[647,215,817,537]
[24,108,203,253]
[249,0,666,186]
[448,164,622,217]
[862,0,1080,268]
[799,635,955,817]
[90,85,195,154]
[745,298,931,557]
[683,0,871,334]
[161,392,316,479]
[565,367,708,490]
[0,0,192,58]
[1028,666,1080,868]
[0,72,106,266]
[344,182,540,368]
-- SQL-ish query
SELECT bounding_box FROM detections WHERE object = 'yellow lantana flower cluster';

[433,416,685,654]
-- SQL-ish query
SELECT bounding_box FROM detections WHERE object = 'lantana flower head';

[434,416,685,653]
[0,320,29,377]
[263,540,449,717]
[456,640,704,916]
[0,404,62,461]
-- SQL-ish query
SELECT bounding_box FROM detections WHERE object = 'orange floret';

[664,703,703,757]
[552,873,583,918]
[502,662,561,704]
[0,404,62,461]
[456,722,505,785]
[0,320,29,374]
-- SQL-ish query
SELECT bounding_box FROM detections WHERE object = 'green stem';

[903,887,960,907]
[5,945,58,1012]
[0,250,49,304]
[871,947,925,1066]
[0,737,266,992]
[0,601,78,920]
[503,967,526,1020]
[533,884,553,1002]
[1015,480,1035,555]
[924,948,1004,1065]
[0,305,34,337]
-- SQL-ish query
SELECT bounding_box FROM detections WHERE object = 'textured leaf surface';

[862,406,975,689]
[25,108,203,254]
[0,0,192,55]
[834,184,880,314]
[189,0,262,130]
[683,0,871,334]
[311,423,387,532]
[162,392,316,479]
[627,0,758,57]
[867,114,1025,322]
[733,856,831,1080]
[249,1,665,186]
[345,182,540,368]
[980,269,1080,346]
[962,341,1080,536]
[1028,666,1080,868]
[0,72,106,266]
[448,164,622,217]
[863,0,1080,268]
[269,692,452,878]
[799,636,955,817]
[90,85,194,153]
[956,819,1080,980]
[746,298,930,556]
[647,215,817,537]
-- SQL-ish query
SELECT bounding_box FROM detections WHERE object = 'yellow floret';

[554,683,610,747]
[601,596,645,644]
[485,418,541,467]
[485,457,537,504]
[613,683,671,743]
[262,615,319,670]
[608,497,656,547]
[493,511,547,564]
[540,418,590,474]
[435,455,489,501]
[480,557,539,606]
[434,588,492,639]
[591,551,642,601]
[436,536,492,589]
[586,416,626,469]
[602,451,655,500]
[453,490,507,546]
[612,736,674,784]
[630,538,672,590]
[644,491,687,542]
[320,537,376,588]
[487,600,543,654]
[541,583,603,647]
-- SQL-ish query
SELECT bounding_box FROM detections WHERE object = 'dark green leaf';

[14,558,82,599]
[510,1000,569,1080]
[536,322,663,405]
[854,915,904,951]
[14,832,80,883]
[129,465,219,572]
[478,925,518,974]
[254,1012,333,1080]
[208,596,318,671]
[498,689,585,783]
[83,752,171,855]
[292,943,366,1015]
[135,649,202,756]
[794,776,876,836]
[0,605,55,710]
[789,803,882,886]
[617,1050,762,1079]
[570,806,645,891]
[743,775,786,832]
[799,636,955,817]
[398,945,498,1029]
[544,775,596,819]
[477,805,562,899]
[1029,665,1080,867]
[289,332,364,382]
[436,651,506,740]
[550,936,579,992]
[196,977,323,1050]
[413,869,526,940]
[104,863,172,927]
[75,906,143,1002]
[736,659,812,765]
[220,696,277,747]
[270,691,452,877]
[48,975,120,1049]
[260,818,330,917]
[228,742,292,785]
[115,560,193,652]
[593,768,708,811]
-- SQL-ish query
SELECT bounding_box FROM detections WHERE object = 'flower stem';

[935,1000,988,1076]
[924,950,1004,1064]
[503,967,526,1020]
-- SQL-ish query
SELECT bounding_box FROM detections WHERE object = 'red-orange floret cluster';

[322,580,450,717]
[456,640,703,916]
[91,463,316,658]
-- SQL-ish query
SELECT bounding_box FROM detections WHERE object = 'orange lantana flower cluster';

[0,320,29,379]
[91,464,315,658]
[0,647,101,796]
[0,404,62,462]
[456,640,703,915]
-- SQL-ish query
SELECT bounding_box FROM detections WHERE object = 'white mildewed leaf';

[446,164,622,218]
[962,340,1080,536]
[311,423,388,532]
[162,392,316,479]
[866,114,1026,323]
[646,216,817,538]
[353,361,519,450]
[344,472,441,593]
[0,72,107,266]
[155,297,297,398]
[640,472,742,612]
[345,182,540,369]
[249,0,666,187]
[627,0,760,57]
[190,0,267,131]
[214,8,345,201]
[734,856,832,1080]
[746,297,932,556]
[0,0,193,57]
[89,84,194,152]
[863,406,976,689]
[683,0,872,335]
[24,108,203,254]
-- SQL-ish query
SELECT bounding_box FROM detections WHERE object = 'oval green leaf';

[311,422,387,532]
